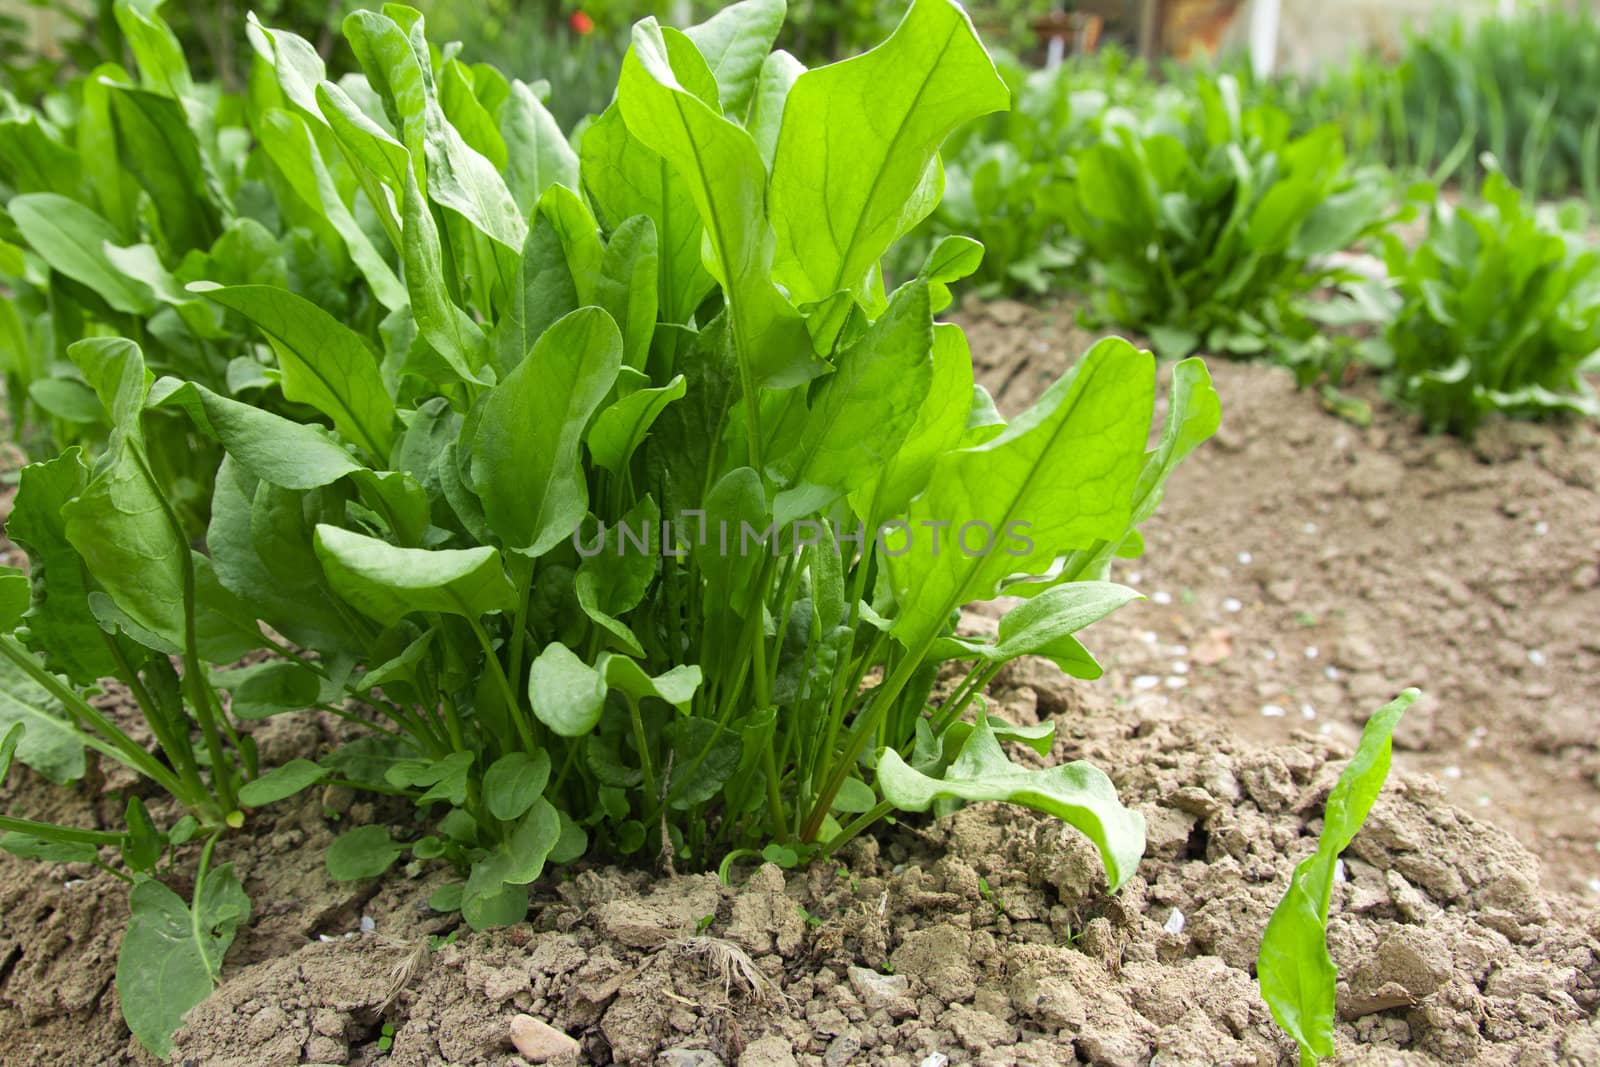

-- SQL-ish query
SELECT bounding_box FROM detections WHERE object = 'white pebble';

[1535,521,1549,536]
[1133,675,1161,690]
[1164,676,1187,689]
[1527,649,1547,667]
[1304,645,1319,659]
[1589,878,1600,895]
[1303,521,1319,534]
[319,934,337,943]
[921,1055,950,1067]
[1170,644,1189,656]
[1126,570,1142,584]
[1300,703,1316,720]
[1476,794,1490,808]
[1443,765,1462,780]
[1261,704,1287,718]
[1152,591,1172,605]
[1324,665,1342,680]
[1264,649,1278,662]
[1163,907,1186,935]
[1222,597,1243,613]
[1171,661,1190,675]
[1319,722,1333,735]
[1334,859,1346,884]
[1140,630,1159,645]
[1237,551,1253,565]
[360,915,376,933]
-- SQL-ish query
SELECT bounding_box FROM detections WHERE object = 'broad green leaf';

[256,108,406,310]
[483,750,552,822]
[536,184,604,304]
[313,525,516,625]
[6,451,116,683]
[116,865,250,1060]
[491,214,579,376]
[190,282,397,458]
[500,79,577,215]
[0,652,86,784]
[148,378,361,489]
[402,170,489,384]
[579,104,712,324]
[78,63,137,236]
[528,641,607,737]
[588,375,687,474]
[746,50,804,167]
[315,79,411,215]
[237,758,329,807]
[1259,689,1417,1065]
[113,0,193,100]
[122,796,164,871]
[683,0,786,118]
[214,659,322,718]
[472,307,622,556]
[574,497,661,655]
[343,9,428,179]
[106,84,219,252]
[771,280,933,511]
[887,339,1153,653]
[877,712,1145,891]
[9,194,153,314]
[851,322,974,521]
[439,59,506,170]
[769,0,1008,305]
[595,215,660,372]
[463,798,558,927]
[617,21,822,388]
[666,716,742,809]
[245,14,326,118]
[600,655,702,714]
[327,824,405,879]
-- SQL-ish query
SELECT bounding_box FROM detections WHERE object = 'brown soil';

[2,303,1598,1065]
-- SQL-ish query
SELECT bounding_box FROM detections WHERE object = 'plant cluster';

[0,0,1222,1056]
[1377,173,1600,436]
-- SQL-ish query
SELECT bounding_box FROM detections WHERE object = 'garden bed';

[2,308,1598,1066]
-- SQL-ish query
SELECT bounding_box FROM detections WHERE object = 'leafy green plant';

[193,0,1213,925]
[1061,74,1392,360]
[1258,688,1417,1066]
[1379,173,1600,435]
[0,0,1220,1054]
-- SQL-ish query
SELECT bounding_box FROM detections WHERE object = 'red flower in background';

[569,10,594,35]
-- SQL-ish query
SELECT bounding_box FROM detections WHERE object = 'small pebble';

[1324,665,1342,681]
[1442,765,1462,780]
[920,1055,950,1067]
[1152,591,1173,605]
[1140,630,1159,645]
[1261,704,1287,718]
[1263,649,1278,662]
[1527,649,1547,667]
[1318,723,1333,736]
[360,915,376,933]
[1164,676,1187,689]
[1133,675,1161,691]
[1171,661,1190,675]
[1163,907,1186,935]
[1304,645,1319,659]
[1126,570,1143,584]
[1535,521,1549,536]
[1476,795,1490,808]
[1222,597,1243,613]
[510,1014,580,1063]
[1237,551,1253,565]
[1170,643,1189,656]
[1303,522,1319,534]
[1589,878,1600,895]
[1300,703,1316,720]
[1334,859,1346,884]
